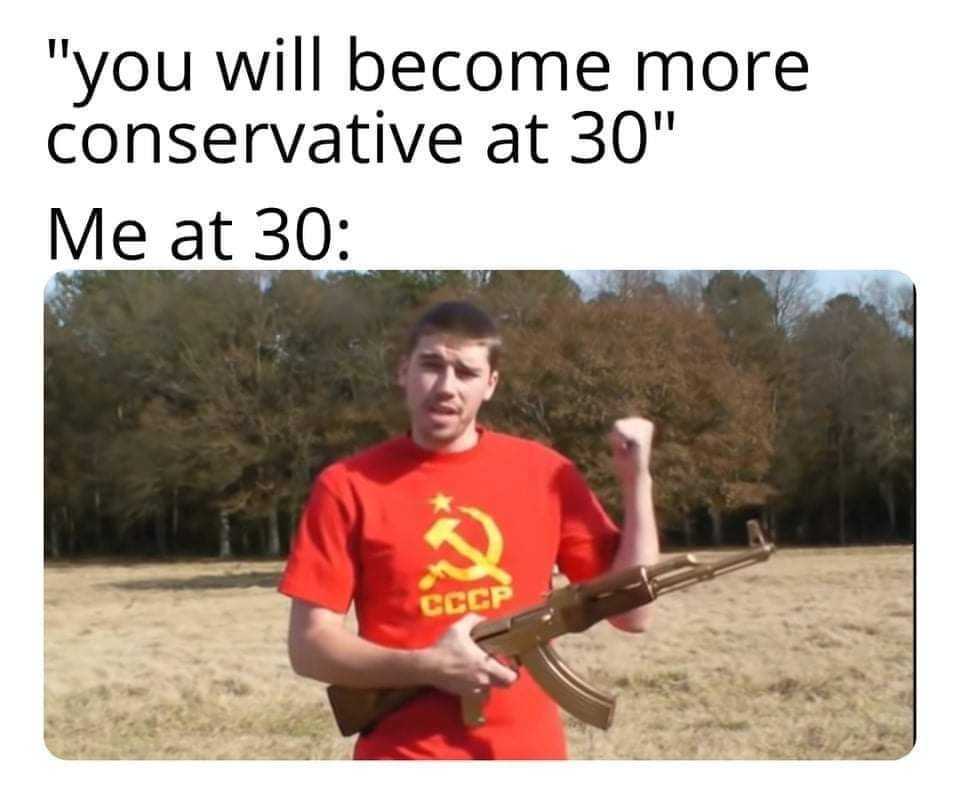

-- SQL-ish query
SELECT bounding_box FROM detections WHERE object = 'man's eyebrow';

[415,351,482,373]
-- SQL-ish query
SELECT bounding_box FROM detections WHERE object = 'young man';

[280,301,659,759]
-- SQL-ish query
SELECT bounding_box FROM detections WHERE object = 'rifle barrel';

[651,545,774,596]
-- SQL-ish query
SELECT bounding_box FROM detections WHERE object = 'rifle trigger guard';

[519,644,616,730]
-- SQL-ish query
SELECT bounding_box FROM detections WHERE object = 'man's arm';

[605,417,660,633]
[287,600,517,697]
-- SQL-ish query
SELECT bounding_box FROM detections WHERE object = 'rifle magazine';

[520,644,616,730]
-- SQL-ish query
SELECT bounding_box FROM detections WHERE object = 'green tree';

[784,293,912,544]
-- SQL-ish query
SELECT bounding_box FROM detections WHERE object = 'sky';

[812,269,910,298]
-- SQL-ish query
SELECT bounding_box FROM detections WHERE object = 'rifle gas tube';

[327,520,774,736]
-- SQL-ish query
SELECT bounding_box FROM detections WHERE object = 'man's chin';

[415,423,474,452]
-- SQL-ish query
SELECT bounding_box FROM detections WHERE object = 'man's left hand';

[608,416,654,485]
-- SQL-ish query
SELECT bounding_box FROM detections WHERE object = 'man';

[280,300,659,759]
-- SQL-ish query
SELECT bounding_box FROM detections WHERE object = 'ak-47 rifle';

[328,520,774,736]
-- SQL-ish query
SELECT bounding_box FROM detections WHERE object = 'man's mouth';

[427,403,459,417]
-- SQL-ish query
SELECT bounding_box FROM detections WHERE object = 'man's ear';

[483,370,499,402]
[397,358,409,387]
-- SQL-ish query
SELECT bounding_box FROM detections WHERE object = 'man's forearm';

[290,621,430,689]
[289,607,517,696]
[611,472,660,568]
[609,472,660,631]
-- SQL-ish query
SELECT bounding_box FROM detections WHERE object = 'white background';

[4,0,956,780]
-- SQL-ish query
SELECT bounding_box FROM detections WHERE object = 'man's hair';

[406,300,502,371]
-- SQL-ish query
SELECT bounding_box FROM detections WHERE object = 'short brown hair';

[406,301,502,371]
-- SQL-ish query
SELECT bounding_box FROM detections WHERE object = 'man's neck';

[411,425,480,454]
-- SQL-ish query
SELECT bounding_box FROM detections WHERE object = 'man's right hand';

[419,613,518,699]
[288,601,517,696]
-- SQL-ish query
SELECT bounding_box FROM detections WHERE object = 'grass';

[44,545,913,759]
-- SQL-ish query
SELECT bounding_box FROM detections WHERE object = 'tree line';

[43,269,914,559]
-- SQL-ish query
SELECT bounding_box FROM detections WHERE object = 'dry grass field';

[44,545,913,760]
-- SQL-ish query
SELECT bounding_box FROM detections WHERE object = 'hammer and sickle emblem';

[418,506,512,591]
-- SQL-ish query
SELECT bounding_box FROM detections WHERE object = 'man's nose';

[433,366,457,394]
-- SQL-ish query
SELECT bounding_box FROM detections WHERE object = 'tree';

[784,293,912,544]
[589,270,667,301]
[754,270,819,335]
[703,271,780,371]
[856,277,915,539]
[487,292,773,545]
[45,271,186,554]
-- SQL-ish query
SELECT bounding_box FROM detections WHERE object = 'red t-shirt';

[279,428,620,759]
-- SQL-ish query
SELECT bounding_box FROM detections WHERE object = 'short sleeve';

[555,462,621,582]
[278,470,358,612]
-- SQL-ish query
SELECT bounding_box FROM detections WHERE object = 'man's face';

[398,333,499,453]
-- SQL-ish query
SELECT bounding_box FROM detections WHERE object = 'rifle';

[328,520,774,736]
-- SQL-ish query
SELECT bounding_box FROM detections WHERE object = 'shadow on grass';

[107,571,283,591]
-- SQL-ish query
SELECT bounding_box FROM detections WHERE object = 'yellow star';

[429,493,453,514]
